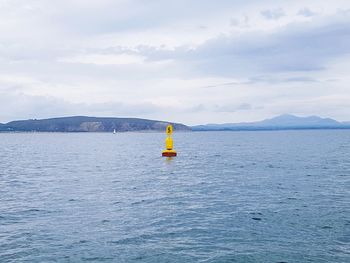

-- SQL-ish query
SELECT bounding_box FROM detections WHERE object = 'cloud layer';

[0,0,350,124]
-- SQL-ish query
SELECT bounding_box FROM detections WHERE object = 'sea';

[0,130,349,262]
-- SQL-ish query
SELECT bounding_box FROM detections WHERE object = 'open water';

[0,131,349,262]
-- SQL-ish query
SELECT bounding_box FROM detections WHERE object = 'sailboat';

[113,129,116,134]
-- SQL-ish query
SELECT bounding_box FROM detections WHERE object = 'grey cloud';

[247,76,319,84]
[1,1,350,124]
[3,1,348,83]
[38,0,248,35]
[201,81,242,89]
[0,90,161,123]
[0,91,73,122]
[91,101,161,116]
[261,8,286,20]
[230,15,249,27]
[186,104,207,113]
[214,103,252,113]
[237,103,252,110]
[177,102,254,114]
[137,11,350,77]
[284,77,318,83]
[298,8,317,17]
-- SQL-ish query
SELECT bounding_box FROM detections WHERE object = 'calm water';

[0,131,349,262]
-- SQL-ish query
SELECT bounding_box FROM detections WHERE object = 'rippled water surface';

[0,131,349,262]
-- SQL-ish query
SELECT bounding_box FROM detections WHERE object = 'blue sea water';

[0,130,349,262]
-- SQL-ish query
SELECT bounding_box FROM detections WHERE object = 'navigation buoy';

[162,124,177,157]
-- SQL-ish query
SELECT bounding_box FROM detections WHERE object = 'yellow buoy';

[162,124,177,157]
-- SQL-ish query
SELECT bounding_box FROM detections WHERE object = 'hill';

[0,123,8,131]
[192,114,350,131]
[0,116,191,132]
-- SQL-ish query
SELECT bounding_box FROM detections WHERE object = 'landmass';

[0,116,190,132]
[1,114,350,132]
[192,114,350,131]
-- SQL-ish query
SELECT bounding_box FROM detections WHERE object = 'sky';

[0,0,350,125]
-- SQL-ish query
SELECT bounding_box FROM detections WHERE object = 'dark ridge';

[0,123,7,131]
[1,116,191,132]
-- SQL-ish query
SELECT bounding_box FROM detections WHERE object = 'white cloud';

[58,53,145,65]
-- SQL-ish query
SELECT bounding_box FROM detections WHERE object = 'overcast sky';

[0,0,350,125]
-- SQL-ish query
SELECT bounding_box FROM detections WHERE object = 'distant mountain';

[0,116,190,132]
[252,114,340,127]
[192,114,350,131]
